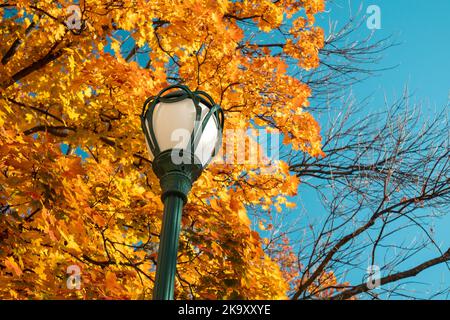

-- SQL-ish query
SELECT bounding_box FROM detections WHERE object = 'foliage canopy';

[0,0,333,299]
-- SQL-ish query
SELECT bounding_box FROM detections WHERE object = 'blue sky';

[324,0,450,106]
[291,0,450,299]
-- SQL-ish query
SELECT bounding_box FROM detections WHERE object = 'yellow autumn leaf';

[238,209,251,227]
[258,221,266,230]
[25,113,33,123]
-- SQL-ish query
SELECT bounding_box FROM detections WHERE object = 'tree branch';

[2,21,36,65]
[331,248,450,300]
[23,125,76,137]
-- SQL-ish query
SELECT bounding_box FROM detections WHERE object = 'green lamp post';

[141,85,224,300]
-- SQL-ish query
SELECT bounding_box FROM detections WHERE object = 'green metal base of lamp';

[152,149,203,202]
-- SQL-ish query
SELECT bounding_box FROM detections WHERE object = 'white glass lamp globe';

[144,97,220,166]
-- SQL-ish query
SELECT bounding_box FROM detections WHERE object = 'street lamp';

[141,84,224,300]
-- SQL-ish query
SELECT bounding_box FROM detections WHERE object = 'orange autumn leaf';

[105,272,120,292]
[4,257,23,277]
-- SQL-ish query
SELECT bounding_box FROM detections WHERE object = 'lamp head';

[141,85,224,201]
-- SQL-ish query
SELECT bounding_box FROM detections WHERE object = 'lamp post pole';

[141,85,224,300]
[151,151,201,300]
[153,193,184,299]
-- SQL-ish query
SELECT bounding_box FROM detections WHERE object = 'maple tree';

[271,8,450,299]
[0,0,343,299]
